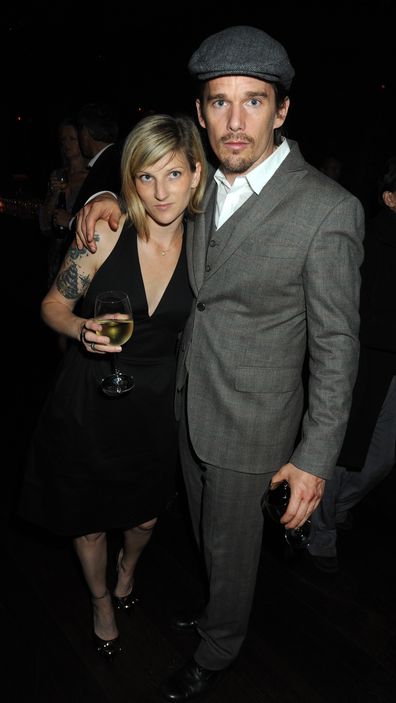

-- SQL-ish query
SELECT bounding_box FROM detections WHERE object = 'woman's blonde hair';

[121,113,207,240]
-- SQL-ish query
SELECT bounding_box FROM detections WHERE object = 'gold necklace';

[154,227,184,256]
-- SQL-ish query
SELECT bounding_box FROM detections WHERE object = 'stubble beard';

[217,138,256,175]
[220,154,257,174]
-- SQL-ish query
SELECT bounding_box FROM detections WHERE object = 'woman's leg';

[114,519,157,598]
[73,531,118,640]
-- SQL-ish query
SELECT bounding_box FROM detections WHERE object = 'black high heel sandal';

[113,549,139,612]
[92,591,123,659]
[113,590,139,612]
[92,632,123,660]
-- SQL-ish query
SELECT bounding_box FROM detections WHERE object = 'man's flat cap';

[188,25,294,90]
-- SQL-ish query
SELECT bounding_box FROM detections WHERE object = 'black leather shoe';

[172,615,199,633]
[161,659,225,701]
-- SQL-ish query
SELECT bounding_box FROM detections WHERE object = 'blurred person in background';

[39,117,89,287]
[307,156,396,573]
[71,101,122,215]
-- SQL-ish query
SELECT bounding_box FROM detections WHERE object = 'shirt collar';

[214,138,290,194]
[88,143,114,168]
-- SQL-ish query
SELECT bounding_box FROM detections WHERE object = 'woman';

[19,114,206,658]
[39,117,89,286]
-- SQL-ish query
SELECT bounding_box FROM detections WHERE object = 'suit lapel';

[205,142,308,279]
[187,142,308,289]
[187,177,217,293]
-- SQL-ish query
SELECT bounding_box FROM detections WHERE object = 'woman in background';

[39,117,89,286]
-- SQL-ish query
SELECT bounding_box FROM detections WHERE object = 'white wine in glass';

[97,317,134,346]
[94,290,135,396]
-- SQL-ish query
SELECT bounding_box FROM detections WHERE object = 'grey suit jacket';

[176,140,364,479]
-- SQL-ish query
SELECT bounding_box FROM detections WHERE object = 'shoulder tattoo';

[56,246,91,299]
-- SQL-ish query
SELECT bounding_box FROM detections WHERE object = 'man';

[71,101,122,216]
[76,25,364,702]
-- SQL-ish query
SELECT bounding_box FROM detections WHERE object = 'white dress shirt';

[88,143,114,168]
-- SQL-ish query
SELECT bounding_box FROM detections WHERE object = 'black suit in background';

[308,204,396,562]
[338,205,396,467]
[71,143,123,216]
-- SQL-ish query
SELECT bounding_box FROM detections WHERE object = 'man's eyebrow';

[205,90,269,100]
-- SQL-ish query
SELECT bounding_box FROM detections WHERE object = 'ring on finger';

[90,342,96,351]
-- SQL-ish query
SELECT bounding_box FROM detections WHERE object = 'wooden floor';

[3,217,396,702]
[3,470,396,703]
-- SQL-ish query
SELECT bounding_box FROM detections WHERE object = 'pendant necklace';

[156,226,184,256]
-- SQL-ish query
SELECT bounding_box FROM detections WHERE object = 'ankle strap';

[92,589,110,600]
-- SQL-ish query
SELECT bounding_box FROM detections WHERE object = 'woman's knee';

[135,518,157,533]
[75,531,106,546]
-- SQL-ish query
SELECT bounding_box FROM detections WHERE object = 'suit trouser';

[308,375,396,558]
[178,393,271,669]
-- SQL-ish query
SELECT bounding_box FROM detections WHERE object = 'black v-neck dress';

[19,222,193,536]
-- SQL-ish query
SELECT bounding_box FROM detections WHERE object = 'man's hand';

[270,462,325,529]
[75,194,122,252]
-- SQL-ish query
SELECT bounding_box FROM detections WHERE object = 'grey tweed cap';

[188,25,295,90]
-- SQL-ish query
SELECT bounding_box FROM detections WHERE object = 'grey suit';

[176,140,364,668]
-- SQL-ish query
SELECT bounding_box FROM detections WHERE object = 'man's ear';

[382,190,396,211]
[196,99,206,129]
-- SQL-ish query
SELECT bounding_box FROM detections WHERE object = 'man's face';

[196,76,289,182]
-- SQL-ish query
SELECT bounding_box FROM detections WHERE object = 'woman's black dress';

[19,223,193,536]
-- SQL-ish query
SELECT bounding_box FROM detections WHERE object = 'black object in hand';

[262,480,311,549]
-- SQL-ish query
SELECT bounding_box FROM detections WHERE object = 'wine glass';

[94,290,135,397]
[261,479,311,550]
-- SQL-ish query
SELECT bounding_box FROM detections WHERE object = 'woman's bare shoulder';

[94,214,127,242]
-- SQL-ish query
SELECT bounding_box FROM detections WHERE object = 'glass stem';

[110,353,119,376]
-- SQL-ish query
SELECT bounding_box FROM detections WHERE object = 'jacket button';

[209,239,216,247]
[205,264,211,272]
[197,302,206,311]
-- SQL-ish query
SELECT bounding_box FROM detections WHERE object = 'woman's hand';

[49,173,66,194]
[79,319,121,354]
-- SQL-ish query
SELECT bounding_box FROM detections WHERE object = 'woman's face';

[134,150,201,226]
[59,125,82,160]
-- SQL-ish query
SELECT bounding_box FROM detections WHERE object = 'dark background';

[1,0,396,210]
[2,8,396,701]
